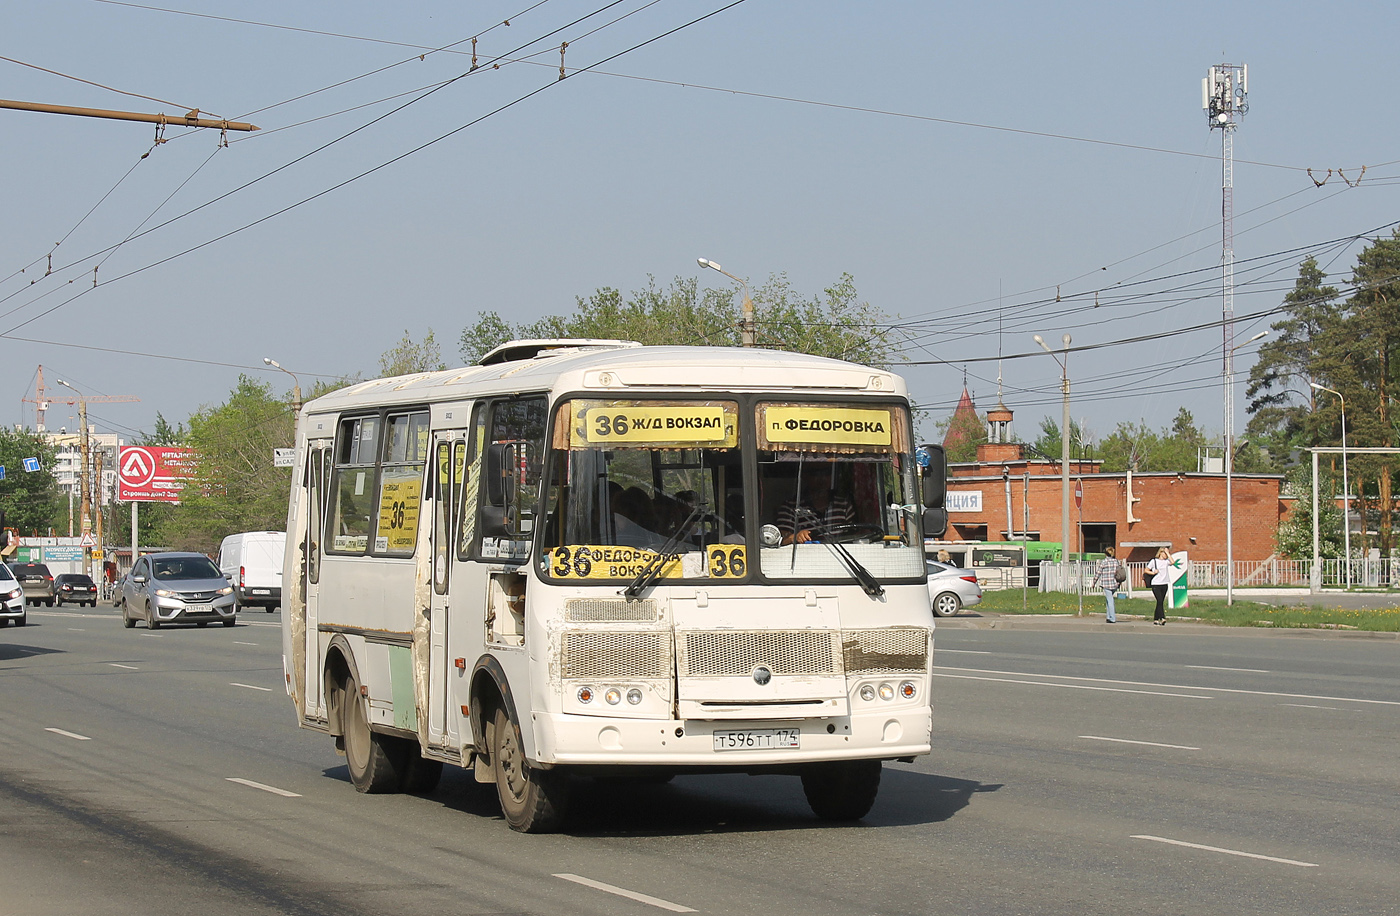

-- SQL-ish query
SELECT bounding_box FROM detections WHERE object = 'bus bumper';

[532,706,932,767]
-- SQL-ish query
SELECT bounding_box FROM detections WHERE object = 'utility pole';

[0,98,257,133]
[698,258,757,346]
[57,380,92,578]
[1204,62,1248,603]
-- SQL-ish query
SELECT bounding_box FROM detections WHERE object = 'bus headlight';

[625,688,644,705]
[859,684,877,702]
[604,688,622,705]
[577,686,595,704]
[878,683,895,701]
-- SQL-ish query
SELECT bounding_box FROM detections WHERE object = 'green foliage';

[935,408,987,463]
[458,273,899,368]
[0,428,62,534]
[1029,417,1088,463]
[1095,409,1207,473]
[152,376,294,554]
[1274,465,1344,560]
[380,328,448,377]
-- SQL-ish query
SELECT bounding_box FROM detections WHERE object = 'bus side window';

[478,397,546,544]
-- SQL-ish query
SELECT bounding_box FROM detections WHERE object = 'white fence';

[1036,558,1400,593]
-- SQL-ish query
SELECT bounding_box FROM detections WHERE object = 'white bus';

[282,340,948,832]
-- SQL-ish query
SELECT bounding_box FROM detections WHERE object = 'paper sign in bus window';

[763,406,893,447]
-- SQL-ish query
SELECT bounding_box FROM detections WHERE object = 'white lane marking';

[226,777,301,798]
[67,627,85,631]
[109,663,139,670]
[233,641,259,646]
[1080,735,1200,750]
[1282,703,1341,710]
[933,671,1212,700]
[140,633,164,638]
[1132,834,1318,867]
[45,728,91,741]
[937,648,991,654]
[554,874,696,913]
[936,664,1400,707]
[1186,665,1270,673]
[230,683,272,692]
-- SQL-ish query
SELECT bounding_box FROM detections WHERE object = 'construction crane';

[23,365,138,431]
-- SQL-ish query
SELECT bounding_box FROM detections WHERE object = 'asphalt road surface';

[1,607,1395,916]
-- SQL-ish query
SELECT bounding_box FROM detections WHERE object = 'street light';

[1034,333,1072,574]
[1310,381,1351,589]
[1225,328,1269,605]
[264,357,304,437]
[55,379,93,579]
[697,258,756,347]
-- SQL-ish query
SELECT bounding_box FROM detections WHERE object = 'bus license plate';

[712,728,800,751]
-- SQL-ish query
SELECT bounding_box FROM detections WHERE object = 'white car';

[926,559,983,617]
[0,564,26,626]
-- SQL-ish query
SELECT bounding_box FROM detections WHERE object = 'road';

[1,607,1396,916]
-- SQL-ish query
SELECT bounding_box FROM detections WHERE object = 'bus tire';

[492,706,568,833]
[343,673,405,794]
[801,759,882,821]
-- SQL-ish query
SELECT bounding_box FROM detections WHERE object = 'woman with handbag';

[1146,547,1172,625]
[1094,546,1124,623]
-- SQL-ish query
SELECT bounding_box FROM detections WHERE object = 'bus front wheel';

[492,706,569,833]
[343,673,406,794]
[801,759,882,821]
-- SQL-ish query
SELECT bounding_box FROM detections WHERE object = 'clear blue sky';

[3,0,1396,448]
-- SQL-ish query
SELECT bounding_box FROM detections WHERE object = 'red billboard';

[118,446,195,503]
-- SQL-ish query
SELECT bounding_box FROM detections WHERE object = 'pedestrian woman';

[1094,546,1122,623]
[1146,547,1171,625]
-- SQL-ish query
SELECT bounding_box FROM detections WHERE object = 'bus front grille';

[564,597,658,622]
[560,630,672,679]
[842,627,929,674]
[679,630,842,677]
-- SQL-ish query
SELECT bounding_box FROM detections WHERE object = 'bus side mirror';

[920,443,946,509]
[922,508,948,538]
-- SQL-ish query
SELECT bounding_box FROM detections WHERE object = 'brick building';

[935,401,1291,564]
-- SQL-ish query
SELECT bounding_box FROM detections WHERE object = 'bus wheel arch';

[323,636,360,739]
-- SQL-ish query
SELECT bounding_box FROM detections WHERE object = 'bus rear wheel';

[801,759,882,821]
[343,673,406,794]
[492,706,569,833]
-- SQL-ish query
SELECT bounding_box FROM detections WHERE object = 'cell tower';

[1204,62,1247,604]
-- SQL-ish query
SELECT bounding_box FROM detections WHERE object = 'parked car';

[217,531,285,611]
[0,563,26,626]
[54,573,100,608]
[927,559,983,617]
[11,562,56,606]
[120,552,237,629]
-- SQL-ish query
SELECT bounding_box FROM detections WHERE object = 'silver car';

[120,552,237,629]
[927,559,983,617]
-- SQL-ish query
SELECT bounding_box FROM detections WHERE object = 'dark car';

[54,573,99,608]
[120,552,236,629]
[11,562,56,606]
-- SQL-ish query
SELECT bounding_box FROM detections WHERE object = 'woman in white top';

[1146,547,1171,625]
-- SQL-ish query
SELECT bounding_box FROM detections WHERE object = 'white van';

[218,531,286,612]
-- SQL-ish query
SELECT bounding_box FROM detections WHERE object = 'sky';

[3,0,1397,450]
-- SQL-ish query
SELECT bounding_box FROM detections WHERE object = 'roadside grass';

[975,588,1400,632]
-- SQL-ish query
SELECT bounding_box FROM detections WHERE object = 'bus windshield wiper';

[827,542,885,598]
[623,504,705,598]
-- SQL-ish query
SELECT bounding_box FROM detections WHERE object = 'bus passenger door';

[428,432,467,749]
[302,442,332,720]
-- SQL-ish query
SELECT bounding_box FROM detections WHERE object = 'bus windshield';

[541,397,923,585]
[542,399,745,582]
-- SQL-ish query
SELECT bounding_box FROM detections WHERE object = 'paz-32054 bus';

[281,340,948,832]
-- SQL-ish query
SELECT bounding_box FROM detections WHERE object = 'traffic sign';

[0,466,5,480]
[273,448,295,468]
[1074,481,1083,509]
[80,532,96,547]
[22,457,39,472]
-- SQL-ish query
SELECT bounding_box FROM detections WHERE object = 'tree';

[1030,417,1088,464]
[1245,257,1342,467]
[380,328,448,377]
[1275,466,1344,560]
[936,409,987,463]
[1095,410,1207,473]
[0,428,62,534]
[153,376,294,553]
[458,273,900,369]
